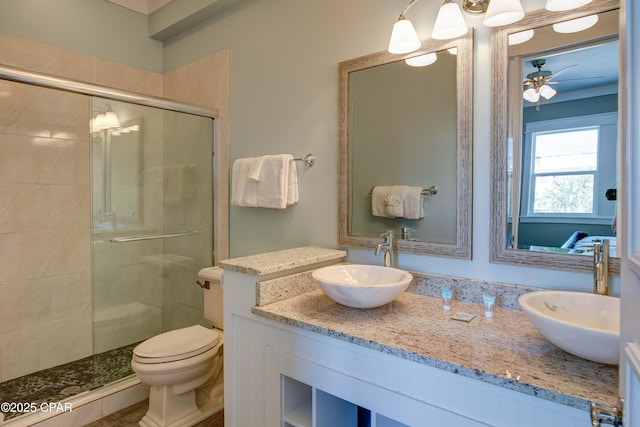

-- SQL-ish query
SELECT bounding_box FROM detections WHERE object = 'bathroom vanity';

[219,247,617,427]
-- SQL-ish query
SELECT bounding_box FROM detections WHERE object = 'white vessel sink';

[519,291,620,365]
[311,264,413,309]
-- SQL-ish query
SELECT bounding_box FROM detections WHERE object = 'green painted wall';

[0,0,163,72]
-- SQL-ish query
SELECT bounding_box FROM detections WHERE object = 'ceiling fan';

[522,59,561,102]
[522,57,606,104]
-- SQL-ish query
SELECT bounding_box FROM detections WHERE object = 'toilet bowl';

[131,325,223,427]
[131,267,224,427]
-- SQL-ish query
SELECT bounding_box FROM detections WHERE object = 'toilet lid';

[133,325,221,363]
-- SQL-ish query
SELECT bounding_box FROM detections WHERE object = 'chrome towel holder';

[292,153,316,167]
[369,185,438,196]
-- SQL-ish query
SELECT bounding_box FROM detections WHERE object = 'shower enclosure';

[0,74,214,422]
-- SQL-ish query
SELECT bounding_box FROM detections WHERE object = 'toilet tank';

[198,267,223,329]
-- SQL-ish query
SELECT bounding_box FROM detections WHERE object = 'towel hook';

[293,153,315,167]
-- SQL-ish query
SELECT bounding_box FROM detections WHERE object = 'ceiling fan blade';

[550,64,578,78]
[557,76,607,82]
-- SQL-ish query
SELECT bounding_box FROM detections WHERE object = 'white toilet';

[131,267,224,427]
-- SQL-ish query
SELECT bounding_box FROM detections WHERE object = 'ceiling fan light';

[432,1,468,40]
[539,84,557,100]
[553,14,599,33]
[508,29,534,46]
[483,0,525,27]
[545,0,593,12]
[405,52,438,67]
[388,16,421,54]
[523,88,540,103]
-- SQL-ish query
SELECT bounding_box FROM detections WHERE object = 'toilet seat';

[133,325,221,364]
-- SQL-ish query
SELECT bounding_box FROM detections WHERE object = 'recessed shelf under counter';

[252,281,618,411]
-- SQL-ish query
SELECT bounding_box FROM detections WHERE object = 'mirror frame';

[490,0,620,273]
[338,32,473,259]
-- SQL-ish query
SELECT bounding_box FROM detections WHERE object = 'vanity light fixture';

[482,0,525,27]
[552,14,598,33]
[432,0,468,40]
[387,0,595,53]
[388,1,422,54]
[387,0,525,54]
[92,104,120,131]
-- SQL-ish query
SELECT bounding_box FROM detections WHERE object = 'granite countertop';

[219,246,347,276]
[253,284,618,411]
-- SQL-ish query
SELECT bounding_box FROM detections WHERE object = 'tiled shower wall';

[0,32,229,382]
[0,82,93,381]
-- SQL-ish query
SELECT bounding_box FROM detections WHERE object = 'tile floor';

[84,400,224,427]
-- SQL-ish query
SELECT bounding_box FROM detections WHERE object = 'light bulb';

[523,88,540,103]
[539,84,557,99]
[388,17,421,54]
[432,1,468,40]
[483,0,525,27]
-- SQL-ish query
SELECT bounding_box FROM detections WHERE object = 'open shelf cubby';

[282,375,408,427]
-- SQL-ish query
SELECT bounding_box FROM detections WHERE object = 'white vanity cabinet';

[219,249,595,427]
[267,344,490,427]
[231,312,586,427]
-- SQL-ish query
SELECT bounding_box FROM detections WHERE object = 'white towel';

[247,156,265,181]
[384,187,404,218]
[256,154,293,209]
[287,159,299,206]
[401,186,424,219]
[372,186,393,218]
[231,157,260,207]
[232,154,299,209]
[372,185,424,219]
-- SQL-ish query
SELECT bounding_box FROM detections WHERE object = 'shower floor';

[0,343,138,421]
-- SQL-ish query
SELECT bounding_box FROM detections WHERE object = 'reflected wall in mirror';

[490,0,620,273]
[339,32,472,259]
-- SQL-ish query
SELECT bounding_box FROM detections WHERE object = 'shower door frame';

[0,64,218,119]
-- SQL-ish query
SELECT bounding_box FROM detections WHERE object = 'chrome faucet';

[375,230,394,267]
[401,227,417,241]
[593,239,610,295]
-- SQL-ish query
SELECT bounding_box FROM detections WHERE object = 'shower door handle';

[110,230,202,243]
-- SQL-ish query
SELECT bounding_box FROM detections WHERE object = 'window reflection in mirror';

[490,0,620,274]
[507,10,618,258]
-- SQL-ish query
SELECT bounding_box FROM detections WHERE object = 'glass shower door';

[91,97,213,367]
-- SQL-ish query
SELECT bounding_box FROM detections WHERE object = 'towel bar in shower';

[110,230,202,243]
